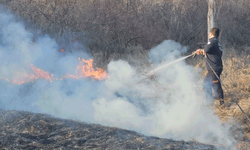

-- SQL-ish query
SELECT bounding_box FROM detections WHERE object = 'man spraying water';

[195,27,224,105]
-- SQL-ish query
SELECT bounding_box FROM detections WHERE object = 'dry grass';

[0,110,218,149]
[194,47,250,149]
[217,47,250,128]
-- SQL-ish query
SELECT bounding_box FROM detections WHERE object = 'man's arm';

[204,41,215,54]
[195,40,216,55]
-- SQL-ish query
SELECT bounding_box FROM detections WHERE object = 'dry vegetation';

[219,47,250,137]
[0,110,219,149]
[0,0,249,66]
[194,47,250,149]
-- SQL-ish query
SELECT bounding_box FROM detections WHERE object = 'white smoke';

[0,6,237,149]
[149,40,188,64]
[93,51,235,147]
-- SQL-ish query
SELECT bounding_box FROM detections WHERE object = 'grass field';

[193,47,250,149]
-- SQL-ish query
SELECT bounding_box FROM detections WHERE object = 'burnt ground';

[0,109,219,150]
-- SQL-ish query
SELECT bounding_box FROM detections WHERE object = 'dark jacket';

[204,37,223,71]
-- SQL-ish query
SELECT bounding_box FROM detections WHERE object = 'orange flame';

[2,58,108,85]
[6,65,55,85]
[30,64,55,82]
[63,58,108,81]
[77,58,107,80]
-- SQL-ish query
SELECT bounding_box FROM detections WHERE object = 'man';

[195,27,224,105]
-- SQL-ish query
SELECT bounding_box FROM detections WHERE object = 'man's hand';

[195,49,205,55]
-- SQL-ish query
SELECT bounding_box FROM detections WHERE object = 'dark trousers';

[203,69,224,100]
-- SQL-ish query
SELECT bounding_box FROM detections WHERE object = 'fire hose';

[205,54,250,125]
[143,51,250,125]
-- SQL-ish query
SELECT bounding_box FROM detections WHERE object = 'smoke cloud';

[0,6,237,148]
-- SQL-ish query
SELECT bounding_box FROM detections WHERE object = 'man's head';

[209,27,220,38]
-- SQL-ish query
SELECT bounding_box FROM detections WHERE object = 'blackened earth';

[0,109,219,150]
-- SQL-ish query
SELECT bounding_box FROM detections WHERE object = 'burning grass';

[0,58,108,85]
[0,43,249,149]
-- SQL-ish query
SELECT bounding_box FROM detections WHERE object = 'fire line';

[1,58,108,85]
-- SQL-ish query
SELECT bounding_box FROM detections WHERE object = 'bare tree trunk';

[207,0,216,41]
